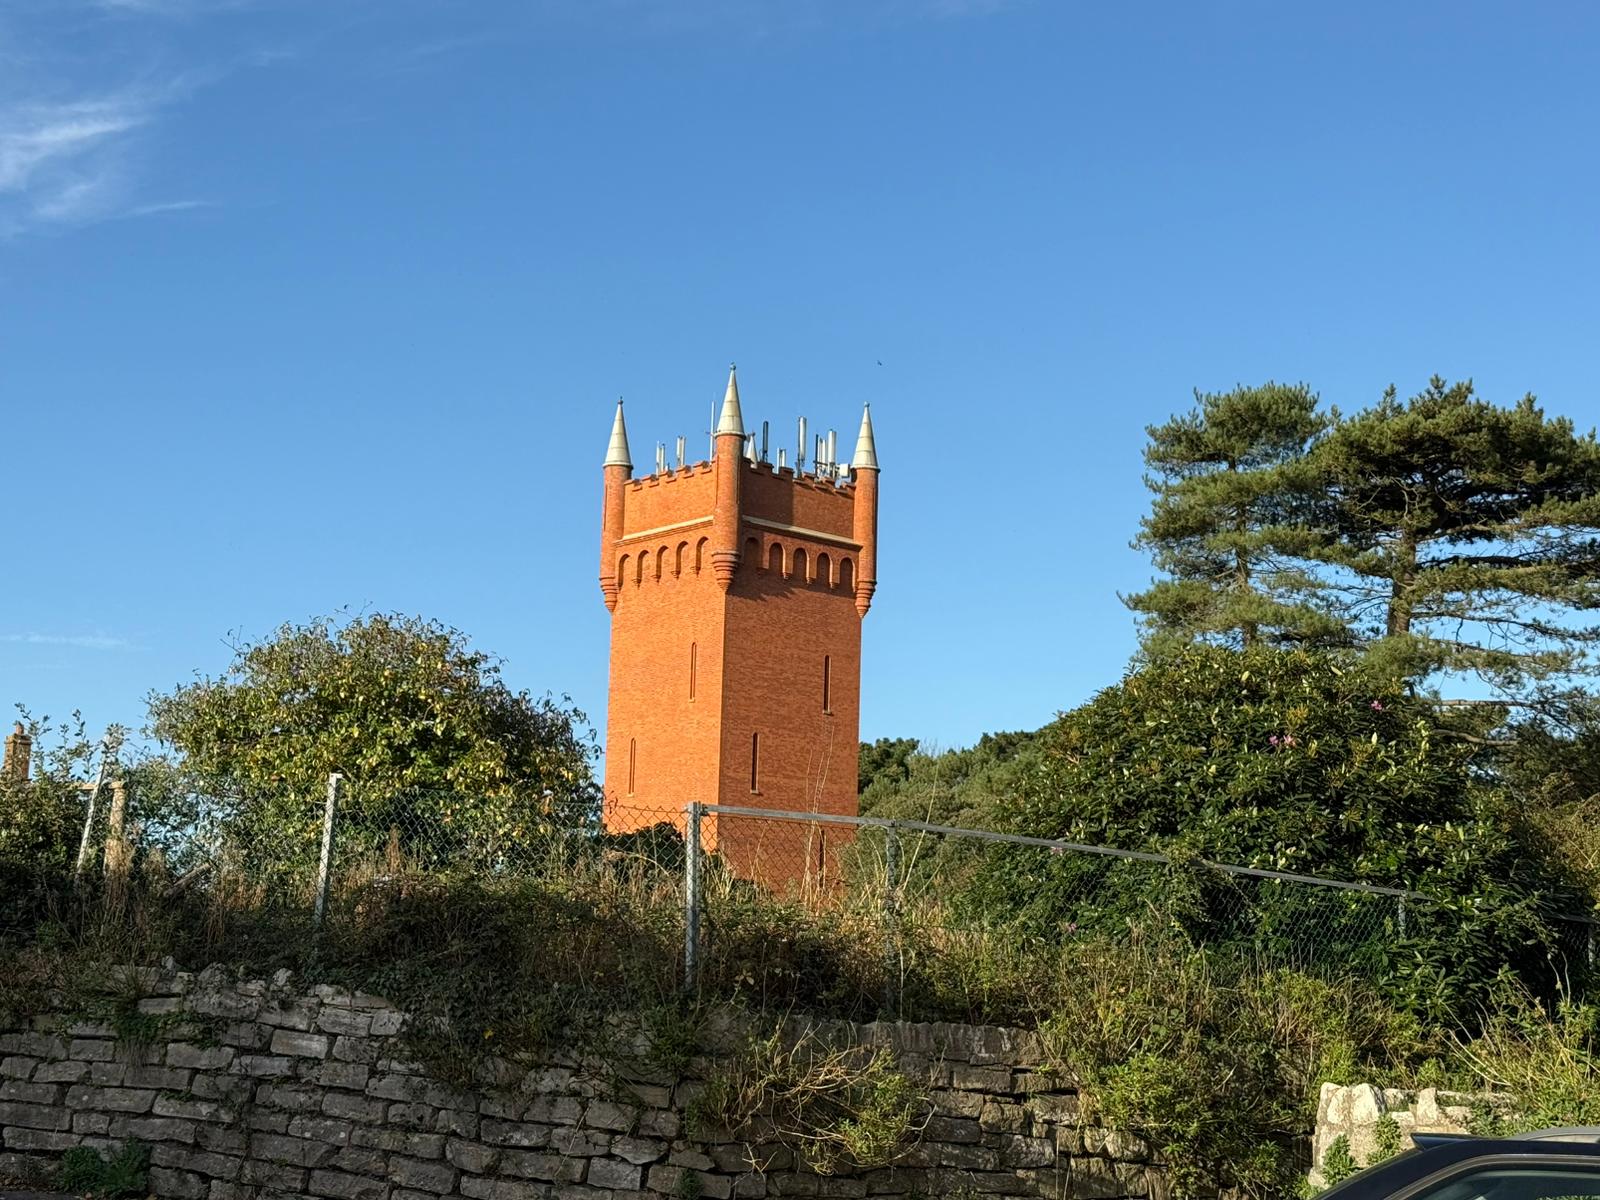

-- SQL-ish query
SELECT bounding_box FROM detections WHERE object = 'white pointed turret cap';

[604,399,632,469]
[851,403,879,470]
[715,363,745,437]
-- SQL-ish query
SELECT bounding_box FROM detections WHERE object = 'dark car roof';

[1320,1134,1600,1198]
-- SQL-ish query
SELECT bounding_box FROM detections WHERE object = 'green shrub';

[1319,1135,1358,1188]
[974,647,1582,1013]
[1043,933,1440,1199]
[56,1142,149,1198]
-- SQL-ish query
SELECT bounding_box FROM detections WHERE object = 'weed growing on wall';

[56,1142,150,1198]
[690,1025,926,1174]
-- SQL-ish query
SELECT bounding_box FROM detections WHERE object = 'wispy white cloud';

[0,90,161,232]
[1,633,131,650]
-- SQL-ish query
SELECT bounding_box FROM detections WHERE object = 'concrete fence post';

[73,736,113,883]
[314,773,341,929]
[684,801,703,992]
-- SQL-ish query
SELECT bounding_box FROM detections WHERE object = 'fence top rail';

[695,802,1423,900]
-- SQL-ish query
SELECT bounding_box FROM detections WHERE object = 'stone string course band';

[0,971,1170,1200]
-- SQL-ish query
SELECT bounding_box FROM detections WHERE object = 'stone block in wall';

[252,1131,340,1169]
[74,1111,112,1135]
[584,1100,638,1132]
[323,1091,389,1124]
[927,1089,984,1119]
[500,1149,584,1183]
[271,1030,331,1059]
[317,1009,375,1038]
[314,1062,372,1091]
[351,1126,445,1160]
[127,1064,195,1090]
[33,1059,89,1083]
[388,1154,458,1194]
[609,1135,667,1165]
[999,1135,1055,1170]
[0,1054,39,1078]
[952,1064,1014,1093]
[259,1000,319,1032]
[68,1037,118,1062]
[330,1146,390,1176]
[217,1022,267,1050]
[148,1165,209,1199]
[431,1107,478,1138]
[444,1137,500,1174]
[127,1116,199,1145]
[478,1118,553,1149]
[153,1094,235,1124]
[459,1174,550,1200]
[0,1080,64,1105]
[237,1054,294,1077]
[260,1082,325,1113]
[150,1142,244,1180]
[308,1168,391,1200]
[89,1062,128,1086]
[287,1115,355,1146]
[334,1036,381,1064]
[923,1115,982,1144]
[937,1143,1001,1171]
[978,1100,1029,1134]
[0,1099,74,1130]
[3,1127,78,1152]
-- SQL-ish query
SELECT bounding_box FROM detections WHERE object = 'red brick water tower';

[598,366,879,884]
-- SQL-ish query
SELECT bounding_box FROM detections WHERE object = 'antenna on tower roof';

[797,417,808,473]
[760,420,769,464]
[675,436,685,470]
[655,442,667,475]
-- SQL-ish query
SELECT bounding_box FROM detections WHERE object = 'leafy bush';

[974,646,1581,1011]
[1044,933,1440,1199]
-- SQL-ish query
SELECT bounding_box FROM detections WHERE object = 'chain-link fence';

[678,801,1600,1014]
[53,777,1600,1016]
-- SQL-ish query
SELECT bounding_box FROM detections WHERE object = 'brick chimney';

[2,722,31,783]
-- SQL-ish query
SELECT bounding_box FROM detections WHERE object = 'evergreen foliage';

[970,646,1581,1010]
[1126,382,1340,652]
[1309,378,1600,691]
[1130,376,1600,701]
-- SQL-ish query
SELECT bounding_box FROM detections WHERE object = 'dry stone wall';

[0,969,1168,1200]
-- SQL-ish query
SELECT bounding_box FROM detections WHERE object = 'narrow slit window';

[822,655,831,713]
[689,642,697,700]
[628,738,637,796]
[750,732,760,793]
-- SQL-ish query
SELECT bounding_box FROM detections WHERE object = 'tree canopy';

[147,613,599,874]
[1130,377,1600,700]
[1125,382,1340,652]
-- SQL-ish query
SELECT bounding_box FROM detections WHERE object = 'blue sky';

[3,0,1598,758]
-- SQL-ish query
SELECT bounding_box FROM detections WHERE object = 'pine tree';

[1307,377,1600,692]
[1125,382,1343,653]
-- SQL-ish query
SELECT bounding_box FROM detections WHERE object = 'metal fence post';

[883,822,900,1018]
[313,774,341,929]
[73,735,112,883]
[684,801,702,993]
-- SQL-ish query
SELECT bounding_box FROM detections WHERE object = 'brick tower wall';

[602,466,723,834]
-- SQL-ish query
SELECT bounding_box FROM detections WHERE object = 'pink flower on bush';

[1371,699,1385,711]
